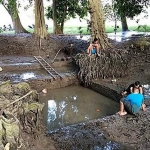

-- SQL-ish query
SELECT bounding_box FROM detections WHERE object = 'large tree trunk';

[2,0,28,33]
[52,0,63,34]
[34,0,48,38]
[10,13,28,33]
[88,0,111,50]
[121,15,129,31]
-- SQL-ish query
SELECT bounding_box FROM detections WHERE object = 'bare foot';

[142,104,147,111]
[117,111,127,116]
[97,53,100,56]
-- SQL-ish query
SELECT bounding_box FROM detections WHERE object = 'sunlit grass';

[1,25,150,35]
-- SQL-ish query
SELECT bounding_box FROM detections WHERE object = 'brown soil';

[0,33,150,150]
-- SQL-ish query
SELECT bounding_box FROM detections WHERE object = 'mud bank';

[48,108,150,150]
[47,79,150,150]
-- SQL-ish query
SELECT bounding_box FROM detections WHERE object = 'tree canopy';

[114,0,150,18]
[45,0,88,33]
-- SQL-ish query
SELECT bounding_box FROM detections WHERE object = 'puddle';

[0,65,75,82]
[143,84,150,99]
[21,72,36,80]
[76,31,150,42]
[40,85,119,131]
[0,69,50,82]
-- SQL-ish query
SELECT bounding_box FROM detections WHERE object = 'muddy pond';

[40,85,119,131]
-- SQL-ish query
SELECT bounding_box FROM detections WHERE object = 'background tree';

[34,0,48,38]
[0,0,28,33]
[103,0,120,34]
[45,0,88,34]
[114,0,150,31]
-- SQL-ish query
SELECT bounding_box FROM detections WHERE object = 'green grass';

[1,25,150,35]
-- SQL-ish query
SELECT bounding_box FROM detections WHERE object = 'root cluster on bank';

[74,49,129,85]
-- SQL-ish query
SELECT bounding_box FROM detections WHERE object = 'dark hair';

[94,38,98,42]
[92,38,99,44]
[134,81,140,86]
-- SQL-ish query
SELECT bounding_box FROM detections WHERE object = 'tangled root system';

[74,49,130,85]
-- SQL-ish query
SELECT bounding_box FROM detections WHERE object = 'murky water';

[0,65,75,82]
[40,86,119,131]
[0,69,49,82]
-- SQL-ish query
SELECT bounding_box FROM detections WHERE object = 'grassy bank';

[1,25,150,35]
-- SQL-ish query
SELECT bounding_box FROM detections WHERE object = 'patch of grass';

[1,25,150,35]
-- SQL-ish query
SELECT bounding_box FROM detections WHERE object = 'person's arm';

[139,86,143,94]
[130,87,133,93]
[121,91,127,96]
[87,44,92,54]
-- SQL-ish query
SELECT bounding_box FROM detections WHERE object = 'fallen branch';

[6,91,33,108]
[0,91,33,115]
[0,80,10,86]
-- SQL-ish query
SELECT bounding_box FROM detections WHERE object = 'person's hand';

[121,91,127,96]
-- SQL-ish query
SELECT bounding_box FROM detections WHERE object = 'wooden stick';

[0,80,10,86]
[6,91,33,108]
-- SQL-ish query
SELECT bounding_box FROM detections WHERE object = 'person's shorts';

[120,98,140,114]
[91,49,96,54]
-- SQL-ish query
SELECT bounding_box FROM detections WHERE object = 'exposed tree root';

[74,49,130,85]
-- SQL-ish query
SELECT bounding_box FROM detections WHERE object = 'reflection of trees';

[46,94,91,130]
[47,100,57,123]
[59,101,67,126]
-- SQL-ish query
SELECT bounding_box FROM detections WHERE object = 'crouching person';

[117,91,146,116]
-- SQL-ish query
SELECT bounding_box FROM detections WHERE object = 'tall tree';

[120,15,128,31]
[34,0,48,38]
[46,0,88,34]
[52,0,60,34]
[0,0,28,33]
[88,0,111,50]
[114,0,150,31]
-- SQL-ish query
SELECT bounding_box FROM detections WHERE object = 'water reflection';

[41,86,119,131]
[1,70,48,82]
[21,72,36,80]
[143,84,150,99]
[47,100,57,123]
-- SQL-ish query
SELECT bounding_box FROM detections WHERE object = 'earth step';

[34,56,63,80]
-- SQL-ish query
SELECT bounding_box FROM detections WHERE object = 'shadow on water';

[40,85,119,131]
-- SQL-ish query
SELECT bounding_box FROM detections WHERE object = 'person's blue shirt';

[126,93,144,107]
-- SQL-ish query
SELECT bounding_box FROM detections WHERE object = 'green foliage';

[45,0,88,29]
[0,0,19,18]
[0,28,3,33]
[103,1,120,34]
[137,25,150,32]
[114,0,150,18]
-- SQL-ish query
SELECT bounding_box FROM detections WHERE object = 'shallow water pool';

[40,85,119,131]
